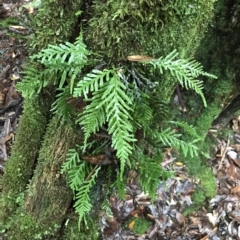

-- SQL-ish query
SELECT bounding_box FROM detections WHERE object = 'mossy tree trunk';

[194,0,240,134]
[0,0,219,239]
[0,0,83,234]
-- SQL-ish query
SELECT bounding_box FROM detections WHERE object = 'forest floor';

[1,1,240,240]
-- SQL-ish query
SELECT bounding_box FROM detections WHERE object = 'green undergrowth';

[16,28,217,229]
[2,0,219,236]
[63,214,99,240]
[0,16,19,28]
[5,213,60,240]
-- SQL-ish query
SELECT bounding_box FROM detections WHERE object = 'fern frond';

[103,72,135,177]
[76,69,136,178]
[61,148,82,173]
[144,50,217,107]
[133,149,172,199]
[114,171,126,199]
[139,157,171,199]
[16,67,43,98]
[132,98,153,131]
[168,121,202,140]
[68,161,90,191]
[30,34,89,92]
[154,128,199,157]
[74,166,101,229]
[32,34,89,68]
[77,93,107,149]
[51,86,75,122]
[73,69,113,99]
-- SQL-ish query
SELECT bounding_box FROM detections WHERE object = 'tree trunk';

[194,0,240,134]
[0,0,82,232]
[6,117,83,239]
[212,94,240,127]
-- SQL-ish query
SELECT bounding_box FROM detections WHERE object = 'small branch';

[85,165,99,181]
[218,134,230,170]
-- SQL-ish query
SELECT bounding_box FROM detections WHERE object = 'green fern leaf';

[61,148,81,173]
[143,50,217,107]
[168,121,202,140]
[74,166,101,229]
[16,67,42,98]
[73,69,113,99]
[51,86,76,122]
[75,69,135,178]
[154,128,199,157]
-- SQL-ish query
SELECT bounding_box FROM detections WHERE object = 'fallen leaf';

[9,25,27,30]
[176,212,185,224]
[175,162,183,167]
[231,185,240,194]
[227,150,238,160]
[128,220,135,230]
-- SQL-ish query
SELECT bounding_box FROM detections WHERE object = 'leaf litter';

[101,122,240,239]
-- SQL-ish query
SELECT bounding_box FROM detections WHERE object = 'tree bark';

[6,117,82,239]
[212,94,240,128]
[0,0,82,232]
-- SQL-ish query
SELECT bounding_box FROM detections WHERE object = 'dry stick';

[85,164,99,181]
[218,134,230,170]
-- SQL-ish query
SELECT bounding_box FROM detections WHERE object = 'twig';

[218,134,230,170]
[85,164,99,181]
[0,64,10,81]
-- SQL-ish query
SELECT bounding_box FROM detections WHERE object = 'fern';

[17,35,90,98]
[74,166,101,229]
[62,149,100,229]
[153,128,199,157]
[139,159,171,199]
[134,150,172,199]
[74,69,136,179]
[19,35,217,229]
[144,50,217,107]
[16,67,42,98]
[73,69,113,99]
[51,86,75,122]
[168,120,202,140]
[61,148,81,173]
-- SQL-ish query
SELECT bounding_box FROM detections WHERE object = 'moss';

[6,213,61,240]
[0,16,19,28]
[1,94,53,223]
[126,217,152,235]
[195,104,221,136]
[84,0,216,101]
[29,0,82,52]
[5,116,83,238]
[195,0,240,105]
[183,189,206,216]
[1,0,84,229]
[63,214,99,240]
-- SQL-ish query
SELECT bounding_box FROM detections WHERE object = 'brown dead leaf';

[232,118,239,132]
[102,217,120,236]
[176,212,185,224]
[127,55,155,62]
[232,144,240,153]
[146,214,155,220]
[128,220,135,230]
[231,158,240,168]
[231,185,240,194]
[226,159,237,180]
